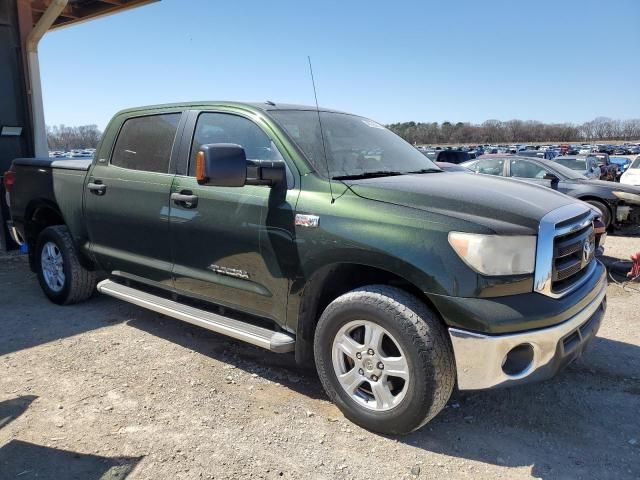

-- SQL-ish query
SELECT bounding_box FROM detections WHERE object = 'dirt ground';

[1,235,639,480]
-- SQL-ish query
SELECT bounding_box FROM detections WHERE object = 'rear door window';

[510,160,549,179]
[111,113,181,173]
[475,158,505,176]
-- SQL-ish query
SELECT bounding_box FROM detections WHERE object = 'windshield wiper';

[406,168,443,174]
[332,171,404,180]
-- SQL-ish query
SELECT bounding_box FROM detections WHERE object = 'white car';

[620,156,640,186]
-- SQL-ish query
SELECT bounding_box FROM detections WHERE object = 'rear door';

[169,110,299,323]
[85,111,184,285]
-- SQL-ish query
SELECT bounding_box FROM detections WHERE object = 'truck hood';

[345,172,578,234]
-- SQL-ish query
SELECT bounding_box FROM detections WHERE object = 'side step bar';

[97,279,295,353]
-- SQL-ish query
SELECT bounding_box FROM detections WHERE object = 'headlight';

[612,191,640,205]
[448,232,536,276]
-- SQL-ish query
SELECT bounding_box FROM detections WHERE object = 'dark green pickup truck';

[5,102,607,434]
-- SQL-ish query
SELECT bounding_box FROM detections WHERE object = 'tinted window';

[475,158,505,176]
[189,113,283,175]
[111,113,181,173]
[510,160,549,179]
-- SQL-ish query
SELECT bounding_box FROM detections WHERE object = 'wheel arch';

[293,262,443,365]
[25,200,95,272]
[577,195,614,225]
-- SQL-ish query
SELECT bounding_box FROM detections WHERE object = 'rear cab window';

[111,113,181,173]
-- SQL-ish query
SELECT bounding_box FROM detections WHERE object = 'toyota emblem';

[583,239,594,262]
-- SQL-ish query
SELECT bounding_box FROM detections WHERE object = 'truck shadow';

[127,308,640,478]
[0,440,142,480]
[0,255,128,356]
[125,311,326,401]
[398,336,640,479]
[0,395,37,431]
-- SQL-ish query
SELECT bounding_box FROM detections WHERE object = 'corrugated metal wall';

[0,0,30,249]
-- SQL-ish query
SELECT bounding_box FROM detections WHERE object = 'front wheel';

[314,285,455,435]
[36,225,97,305]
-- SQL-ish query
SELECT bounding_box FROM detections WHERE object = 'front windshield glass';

[631,157,640,169]
[555,157,587,171]
[269,110,440,178]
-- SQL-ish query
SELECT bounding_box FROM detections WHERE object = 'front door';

[169,111,298,323]
[85,112,183,285]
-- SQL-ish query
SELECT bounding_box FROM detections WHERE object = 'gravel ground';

[1,235,639,480]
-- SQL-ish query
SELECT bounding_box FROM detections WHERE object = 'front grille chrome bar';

[534,204,597,298]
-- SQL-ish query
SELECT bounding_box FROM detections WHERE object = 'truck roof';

[114,101,349,117]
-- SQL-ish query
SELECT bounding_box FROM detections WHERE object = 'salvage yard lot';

[1,237,639,480]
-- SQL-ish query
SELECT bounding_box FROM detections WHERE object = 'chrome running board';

[97,279,295,353]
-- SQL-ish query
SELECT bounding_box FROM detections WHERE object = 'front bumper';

[449,275,607,390]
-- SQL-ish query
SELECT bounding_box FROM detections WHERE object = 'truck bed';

[9,157,91,248]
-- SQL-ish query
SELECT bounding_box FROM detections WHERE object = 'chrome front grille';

[552,222,595,292]
[534,204,597,298]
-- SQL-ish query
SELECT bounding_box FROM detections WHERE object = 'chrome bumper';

[6,220,24,246]
[449,277,607,390]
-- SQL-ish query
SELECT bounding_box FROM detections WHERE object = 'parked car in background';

[610,156,632,180]
[554,155,601,180]
[435,161,472,173]
[420,149,471,164]
[620,156,640,186]
[462,155,640,229]
[587,153,618,182]
[517,150,544,158]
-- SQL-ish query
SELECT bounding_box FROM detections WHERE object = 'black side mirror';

[543,173,560,189]
[196,143,247,187]
[246,160,286,187]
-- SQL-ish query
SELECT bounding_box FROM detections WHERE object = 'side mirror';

[543,173,560,190]
[246,160,286,187]
[196,143,247,187]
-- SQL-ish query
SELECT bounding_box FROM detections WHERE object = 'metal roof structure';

[26,0,157,30]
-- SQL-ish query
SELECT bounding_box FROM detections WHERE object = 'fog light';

[501,343,534,376]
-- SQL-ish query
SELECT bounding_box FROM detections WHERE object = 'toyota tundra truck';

[4,102,607,434]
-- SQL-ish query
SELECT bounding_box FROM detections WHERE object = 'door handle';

[88,182,107,195]
[171,192,198,208]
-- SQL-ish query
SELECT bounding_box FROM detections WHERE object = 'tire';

[585,200,612,229]
[36,225,97,305]
[314,285,455,435]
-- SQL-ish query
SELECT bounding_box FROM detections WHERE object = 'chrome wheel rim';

[332,320,410,412]
[41,241,65,292]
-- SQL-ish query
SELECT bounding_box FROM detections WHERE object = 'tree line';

[47,124,102,151]
[387,117,640,145]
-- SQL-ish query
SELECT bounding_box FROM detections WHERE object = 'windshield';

[555,157,587,171]
[631,157,640,169]
[610,157,628,165]
[269,110,440,178]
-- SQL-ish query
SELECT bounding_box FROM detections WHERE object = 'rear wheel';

[585,199,612,229]
[314,285,455,435]
[36,225,96,305]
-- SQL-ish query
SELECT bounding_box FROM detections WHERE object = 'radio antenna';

[307,56,334,204]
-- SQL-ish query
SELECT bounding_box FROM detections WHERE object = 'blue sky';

[40,0,640,130]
